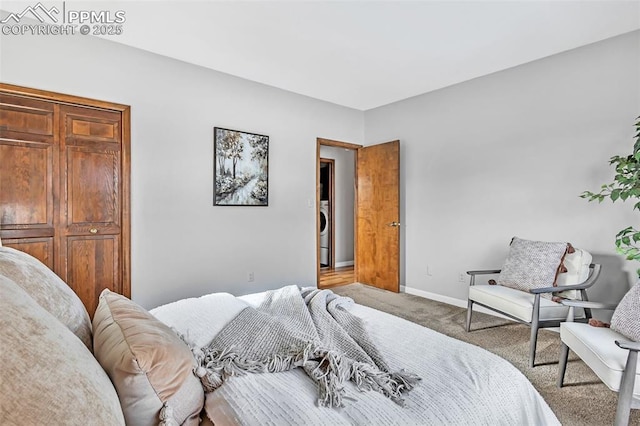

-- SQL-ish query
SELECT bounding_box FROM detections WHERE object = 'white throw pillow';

[555,248,592,299]
[151,292,249,348]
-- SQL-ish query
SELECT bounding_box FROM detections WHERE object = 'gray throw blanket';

[190,285,420,407]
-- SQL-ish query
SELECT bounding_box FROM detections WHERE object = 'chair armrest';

[466,269,501,287]
[529,285,562,294]
[560,300,617,310]
[616,340,640,352]
[466,270,501,276]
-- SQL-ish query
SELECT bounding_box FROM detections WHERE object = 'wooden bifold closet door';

[0,84,131,317]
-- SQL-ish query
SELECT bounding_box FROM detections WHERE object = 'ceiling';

[2,1,640,110]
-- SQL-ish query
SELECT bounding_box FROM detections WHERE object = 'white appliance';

[320,200,330,266]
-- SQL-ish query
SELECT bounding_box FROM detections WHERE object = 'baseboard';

[335,260,354,268]
[401,285,512,321]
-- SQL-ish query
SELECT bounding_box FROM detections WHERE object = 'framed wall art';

[214,127,269,206]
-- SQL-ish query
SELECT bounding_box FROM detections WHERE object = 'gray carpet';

[333,283,639,426]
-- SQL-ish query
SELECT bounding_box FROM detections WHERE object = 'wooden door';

[0,94,57,268]
[59,105,123,316]
[355,140,400,292]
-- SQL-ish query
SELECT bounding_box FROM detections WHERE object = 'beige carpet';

[332,283,639,426]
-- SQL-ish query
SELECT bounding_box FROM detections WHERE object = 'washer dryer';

[320,200,330,266]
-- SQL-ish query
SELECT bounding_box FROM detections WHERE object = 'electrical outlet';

[459,273,466,283]
[247,272,255,282]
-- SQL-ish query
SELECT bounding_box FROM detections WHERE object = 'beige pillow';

[0,275,125,425]
[93,289,204,426]
[0,246,92,349]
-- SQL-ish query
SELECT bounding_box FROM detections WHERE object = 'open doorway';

[317,138,401,292]
[319,158,334,268]
[317,138,361,288]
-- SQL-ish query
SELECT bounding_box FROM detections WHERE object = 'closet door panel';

[0,94,54,140]
[65,147,120,232]
[0,95,57,241]
[64,235,120,317]
[0,141,54,230]
[3,237,54,269]
[65,108,120,143]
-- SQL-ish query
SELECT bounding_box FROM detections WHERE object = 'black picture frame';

[214,127,269,206]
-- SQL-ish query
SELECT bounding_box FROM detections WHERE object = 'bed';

[0,245,559,425]
[150,288,559,425]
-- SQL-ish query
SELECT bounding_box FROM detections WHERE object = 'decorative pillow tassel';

[158,402,179,426]
[588,318,610,328]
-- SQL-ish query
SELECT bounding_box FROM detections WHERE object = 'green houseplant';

[581,116,640,269]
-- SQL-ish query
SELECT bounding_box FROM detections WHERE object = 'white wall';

[2,23,638,310]
[0,30,364,309]
[364,30,640,305]
[319,145,355,265]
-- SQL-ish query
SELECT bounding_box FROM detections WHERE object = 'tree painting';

[214,127,269,206]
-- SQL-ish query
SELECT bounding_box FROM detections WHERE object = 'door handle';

[388,222,401,227]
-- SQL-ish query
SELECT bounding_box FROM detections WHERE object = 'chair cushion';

[611,282,640,342]
[469,284,580,323]
[561,322,640,397]
[496,237,569,297]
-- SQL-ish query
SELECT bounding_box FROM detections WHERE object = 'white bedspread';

[152,290,560,426]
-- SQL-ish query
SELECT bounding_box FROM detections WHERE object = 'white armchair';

[466,264,601,367]
[558,297,640,426]
[466,238,602,368]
